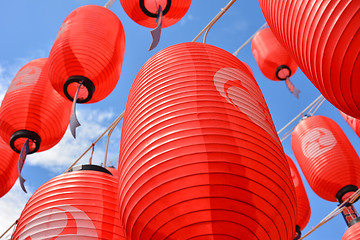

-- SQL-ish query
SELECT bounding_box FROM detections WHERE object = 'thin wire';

[277,94,323,135]
[64,110,125,173]
[0,219,17,239]
[104,0,116,9]
[309,97,326,116]
[202,0,237,43]
[280,125,296,142]
[192,0,237,42]
[233,22,268,56]
[104,111,125,167]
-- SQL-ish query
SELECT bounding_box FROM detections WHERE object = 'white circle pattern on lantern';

[301,127,337,158]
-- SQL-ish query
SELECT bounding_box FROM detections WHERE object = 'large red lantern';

[12,164,124,239]
[339,110,360,139]
[119,0,192,28]
[258,0,360,118]
[285,155,311,238]
[0,58,71,154]
[251,28,299,97]
[0,138,19,198]
[291,115,360,202]
[48,5,125,104]
[118,42,296,240]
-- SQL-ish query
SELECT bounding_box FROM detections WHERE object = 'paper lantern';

[48,5,125,104]
[291,115,360,202]
[12,164,124,240]
[0,138,19,198]
[339,110,360,139]
[118,42,296,240]
[285,155,311,236]
[0,58,71,154]
[119,0,192,28]
[343,219,360,240]
[258,0,360,118]
[251,28,298,81]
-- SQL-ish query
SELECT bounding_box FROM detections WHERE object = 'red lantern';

[258,0,360,118]
[48,5,125,104]
[251,28,298,81]
[0,138,19,198]
[119,42,296,240]
[0,58,71,154]
[343,220,360,240]
[119,0,192,28]
[285,155,311,236]
[339,110,360,139]
[291,115,360,202]
[12,164,124,239]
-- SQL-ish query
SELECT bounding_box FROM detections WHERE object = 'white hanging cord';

[299,189,360,239]
[0,219,18,239]
[64,110,125,173]
[280,125,296,142]
[277,94,323,135]
[202,0,237,43]
[233,22,268,56]
[104,111,125,167]
[104,0,116,9]
[192,0,237,42]
[308,96,326,116]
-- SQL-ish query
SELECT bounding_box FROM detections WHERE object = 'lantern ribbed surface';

[258,0,360,118]
[0,58,71,153]
[339,110,360,139]
[291,115,360,202]
[48,5,125,104]
[119,0,192,28]
[251,28,298,81]
[342,221,360,240]
[285,155,311,231]
[118,42,296,240]
[12,165,124,240]
[0,138,19,198]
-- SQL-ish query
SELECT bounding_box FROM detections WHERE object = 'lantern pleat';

[12,165,124,240]
[342,221,360,240]
[339,110,360,139]
[285,155,311,231]
[0,58,71,153]
[119,0,192,28]
[258,0,360,118]
[251,28,298,81]
[119,42,296,240]
[48,5,125,103]
[0,139,19,198]
[291,115,360,202]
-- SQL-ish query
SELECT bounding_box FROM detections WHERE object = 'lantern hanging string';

[63,110,125,173]
[192,0,237,43]
[104,0,116,9]
[0,219,17,239]
[104,111,125,167]
[299,189,360,239]
[233,22,268,56]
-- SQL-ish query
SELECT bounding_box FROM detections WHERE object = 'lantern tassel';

[18,138,29,193]
[285,76,300,99]
[69,81,83,138]
[148,5,163,51]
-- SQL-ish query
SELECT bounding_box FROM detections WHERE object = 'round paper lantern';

[12,164,124,240]
[119,0,192,28]
[339,110,360,139]
[285,155,311,234]
[251,28,298,81]
[258,0,360,118]
[0,138,19,198]
[48,5,125,104]
[118,42,296,240]
[343,219,360,240]
[291,115,360,202]
[0,58,71,154]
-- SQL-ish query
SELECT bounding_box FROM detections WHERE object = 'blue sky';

[0,1,359,239]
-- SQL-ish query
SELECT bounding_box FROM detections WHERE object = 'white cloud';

[29,107,122,172]
[0,183,31,239]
